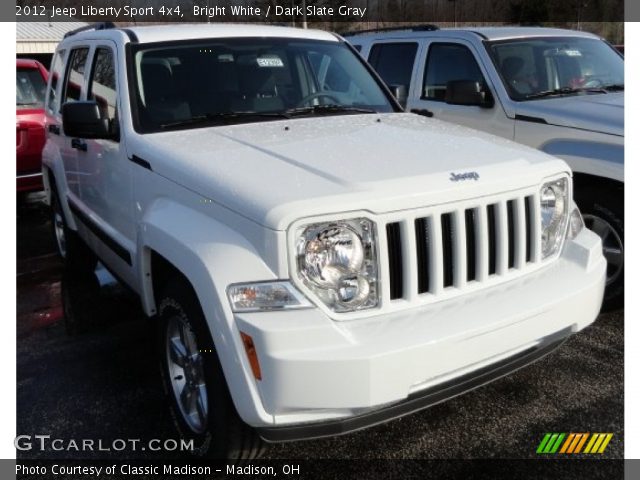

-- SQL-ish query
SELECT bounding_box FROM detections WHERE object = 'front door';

[76,43,136,284]
[407,40,513,140]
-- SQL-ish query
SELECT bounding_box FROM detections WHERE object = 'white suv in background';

[42,23,605,459]
[346,26,623,309]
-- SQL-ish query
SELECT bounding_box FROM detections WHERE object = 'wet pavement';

[17,193,623,460]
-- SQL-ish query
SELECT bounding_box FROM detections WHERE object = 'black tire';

[61,268,102,335]
[575,184,624,311]
[158,277,265,460]
[51,189,97,273]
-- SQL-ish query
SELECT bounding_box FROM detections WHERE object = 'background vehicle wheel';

[158,278,265,460]
[575,185,623,311]
[51,190,97,273]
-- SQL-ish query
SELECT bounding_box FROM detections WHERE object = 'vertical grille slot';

[525,196,534,263]
[386,222,404,300]
[465,209,477,281]
[507,200,516,269]
[415,218,431,294]
[487,204,498,275]
[441,213,455,288]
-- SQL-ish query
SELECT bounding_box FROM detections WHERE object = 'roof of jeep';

[67,23,338,44]
[345,26,600,42]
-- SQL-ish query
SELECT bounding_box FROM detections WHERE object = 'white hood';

[135,113,567,230]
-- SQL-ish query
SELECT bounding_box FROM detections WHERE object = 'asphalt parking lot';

[17,193,623,461]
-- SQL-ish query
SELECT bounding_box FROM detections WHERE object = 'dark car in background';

[17,59,48,193]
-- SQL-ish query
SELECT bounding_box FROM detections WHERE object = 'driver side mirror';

[388,84,408,108]
[445,80,494,108]
[62,101,115,139]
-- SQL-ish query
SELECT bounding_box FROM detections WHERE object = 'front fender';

[138,198,278,426]
[540,139,624,183]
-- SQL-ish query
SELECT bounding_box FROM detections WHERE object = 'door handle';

[71,138,87,152]
[410,108,434,118]
[48,124,60,135]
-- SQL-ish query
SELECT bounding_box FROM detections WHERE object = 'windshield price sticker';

[257,57,285,68]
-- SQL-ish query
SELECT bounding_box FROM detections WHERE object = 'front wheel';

[158,278,265,460]
[575,185,624,311]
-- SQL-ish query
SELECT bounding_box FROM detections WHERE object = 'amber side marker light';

[240,332,262,380]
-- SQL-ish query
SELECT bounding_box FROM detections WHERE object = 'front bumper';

[258,326,570,442]
[234,228,605,440]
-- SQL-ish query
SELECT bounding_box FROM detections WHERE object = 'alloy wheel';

[165,315,208,434]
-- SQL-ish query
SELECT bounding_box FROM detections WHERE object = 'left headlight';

[540,177,570,259]
[296,218,378,312]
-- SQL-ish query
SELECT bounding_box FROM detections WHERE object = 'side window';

[46,49,66,114]
[368,42,418,88]
[88,48,117,123]
[63,47,89,105]
[423,43,485,101]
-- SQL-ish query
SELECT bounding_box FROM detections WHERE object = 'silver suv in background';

[346,26,624,309]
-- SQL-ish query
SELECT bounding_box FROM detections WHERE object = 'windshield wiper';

[603,83,624,91]
[284,105,377,117]
[159,111,290,129]
[524,86,607,100]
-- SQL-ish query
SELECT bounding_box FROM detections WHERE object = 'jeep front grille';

[384,192,541,303]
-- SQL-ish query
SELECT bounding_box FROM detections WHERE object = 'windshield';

[17,68,46,109]
[488,37,624,101]
[130,38,395,132]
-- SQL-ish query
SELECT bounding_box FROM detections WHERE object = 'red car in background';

[17,59,48,193]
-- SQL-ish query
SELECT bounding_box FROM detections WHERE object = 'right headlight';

[295,218,379,313]
[540,177,570,258]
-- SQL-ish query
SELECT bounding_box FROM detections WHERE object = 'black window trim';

[125,36,403,135]
[421,41,488,102]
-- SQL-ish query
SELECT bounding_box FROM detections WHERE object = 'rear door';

[408,40,513,139]
[55,46,91,198]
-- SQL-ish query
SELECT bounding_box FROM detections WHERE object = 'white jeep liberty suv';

[42,23,606,459]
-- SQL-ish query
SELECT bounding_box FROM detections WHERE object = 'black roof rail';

[341,24,439,37]
[63,22,117,38]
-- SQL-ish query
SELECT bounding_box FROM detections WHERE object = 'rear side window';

[423,43,485,101]
[89,48,117,123]
[16,68,46,109]
[368,42,418,88]
[47,50,66,114]
[63,48,89,104]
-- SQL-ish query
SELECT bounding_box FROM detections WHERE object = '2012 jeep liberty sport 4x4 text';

[42,23,606,459]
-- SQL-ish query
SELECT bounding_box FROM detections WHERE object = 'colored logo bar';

[537,433,613,454]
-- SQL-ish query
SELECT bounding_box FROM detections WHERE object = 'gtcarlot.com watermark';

[15,435,194,453]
